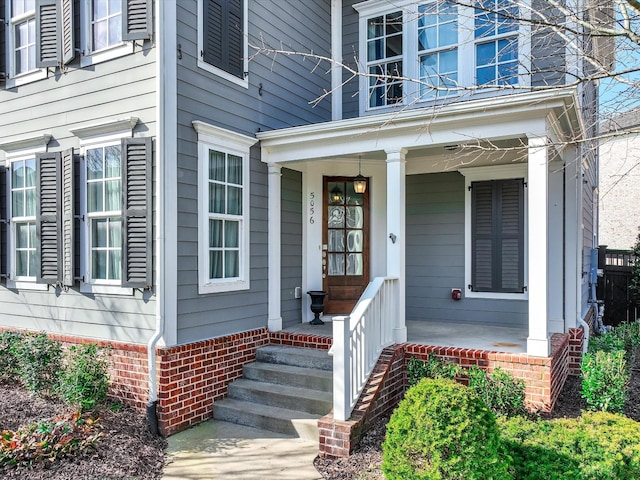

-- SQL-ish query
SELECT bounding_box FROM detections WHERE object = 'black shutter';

[36,0,60,68]
[121,137,152,288]
[203,0,243,78]
[61,148,75,287]
[122,0,152,41]
[60,0,74,65]
[471,179,524,293]
[0,0,6,85]
[0,166,7,279]
[36,152,62,284]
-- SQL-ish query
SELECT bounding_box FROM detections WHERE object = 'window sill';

[199,279,250,295]
[196,59,248,89]
[465,290,528,301]
[5,69,48,89]
[80,283,134,296]
[80,42,134,68]
[7,280,49,291]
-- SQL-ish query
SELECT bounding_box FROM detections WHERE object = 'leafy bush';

[407,355,462,386]
[0,412,103,468]
[499,412,640,480]
[16,333,63,396]
[467,366,527,418]
[589,321,640,358]
[57,344,110,410]
[629,233,640,303]
[581,350,628,413]
[382,378,510,480]
[0,331,24,384]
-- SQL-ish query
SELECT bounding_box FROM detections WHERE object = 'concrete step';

[243,361,333,392]
[256,345,333,371]
[227,378,332,415]
[213,398,321,442]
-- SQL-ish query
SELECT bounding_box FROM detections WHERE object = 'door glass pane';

[328,254,344,275]
[346,207,363,228]
[347,230,363,252]
[345,183,363,205]
[328,230,344,251]
[346,253,363,275]
[328,206,345,227]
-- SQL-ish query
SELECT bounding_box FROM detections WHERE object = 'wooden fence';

[597,246,639,326]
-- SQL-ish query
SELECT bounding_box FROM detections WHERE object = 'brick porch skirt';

[1,319,589,446]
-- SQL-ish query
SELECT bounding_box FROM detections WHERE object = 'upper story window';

[355,0,529,111]
[11,0,36,76]
[91,0,123,51]
[198,0,249,87]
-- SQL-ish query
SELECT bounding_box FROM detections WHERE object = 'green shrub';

[467,366,527,418]
[0,412,103,468]
[16,333,63,396]
[407,355,462,386]
[588,330,626,354]
[0,331,24,384]
[581,350,628,413]
[382,378,511,480]
[57,344,110,410]
[499,412,640,480]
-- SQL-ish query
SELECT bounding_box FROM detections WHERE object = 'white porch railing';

[330,276,398,422]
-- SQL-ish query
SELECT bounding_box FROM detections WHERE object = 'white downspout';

[576,142,589,353]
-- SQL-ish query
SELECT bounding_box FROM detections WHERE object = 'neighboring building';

[599,109,640,250]
[0,0,605,452]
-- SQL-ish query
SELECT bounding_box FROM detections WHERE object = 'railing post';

[332,315,350,422]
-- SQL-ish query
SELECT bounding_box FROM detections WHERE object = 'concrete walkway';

[162,419,323,480]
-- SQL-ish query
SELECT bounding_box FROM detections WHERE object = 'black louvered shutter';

[60,0,74,65]
[36,0,60,68]
[0,0,6,85]
[471,179,524,293]
[61,149,75,287]
[36,152,62,284]
[121,137,152,288]
[203,0,243,78]
[122,0,152,41]
[0,166,7,279]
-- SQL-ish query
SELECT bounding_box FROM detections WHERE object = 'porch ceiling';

[257,88,582,166]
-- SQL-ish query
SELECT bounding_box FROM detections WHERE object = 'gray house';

[0,0,606,451]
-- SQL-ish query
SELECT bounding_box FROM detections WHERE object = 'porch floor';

[283,319,528,354]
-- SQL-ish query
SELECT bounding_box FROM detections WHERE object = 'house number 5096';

[309,192,315,224]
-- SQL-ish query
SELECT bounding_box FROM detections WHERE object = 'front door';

[322,176,370,313]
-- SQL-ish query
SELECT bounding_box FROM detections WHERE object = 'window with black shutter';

[0,0,6,85]
[471,178,524,293]
[202,0,244,79]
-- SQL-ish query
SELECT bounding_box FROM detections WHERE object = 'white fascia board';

[257,89,581,163]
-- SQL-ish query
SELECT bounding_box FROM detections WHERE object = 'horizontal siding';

[174,1,331,344]
[342,0,360,120]
[281,168,303,328]
[406,172,527,328]
[0,39,157,344]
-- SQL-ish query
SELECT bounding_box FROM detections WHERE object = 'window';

[91,0,122,51]
[355,0,528,110]
[194,121,256,294]
[10,157,37,280]
[461,165,527,299]
[5,0,46,86]
[85,144,122,283]
[198,0,248,87]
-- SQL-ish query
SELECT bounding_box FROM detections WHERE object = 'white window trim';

[193,121,256,294]
[77,130,133,296]
[5,146,48,291]
[196,0,249,88]
[5,3,47,88]
[354,0,531,114]
[459,164,528,300]
[79,0,134,68]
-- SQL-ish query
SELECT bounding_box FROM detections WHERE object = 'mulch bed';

[0,385,166,480]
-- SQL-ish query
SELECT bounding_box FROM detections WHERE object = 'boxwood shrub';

[382,378,511,480]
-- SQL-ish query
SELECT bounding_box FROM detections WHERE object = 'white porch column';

[548,155,564,334]
[386,148,407,343]
[268,163,283,331]
[527,136,550,357]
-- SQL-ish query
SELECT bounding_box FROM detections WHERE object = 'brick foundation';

[568,306,596,376]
